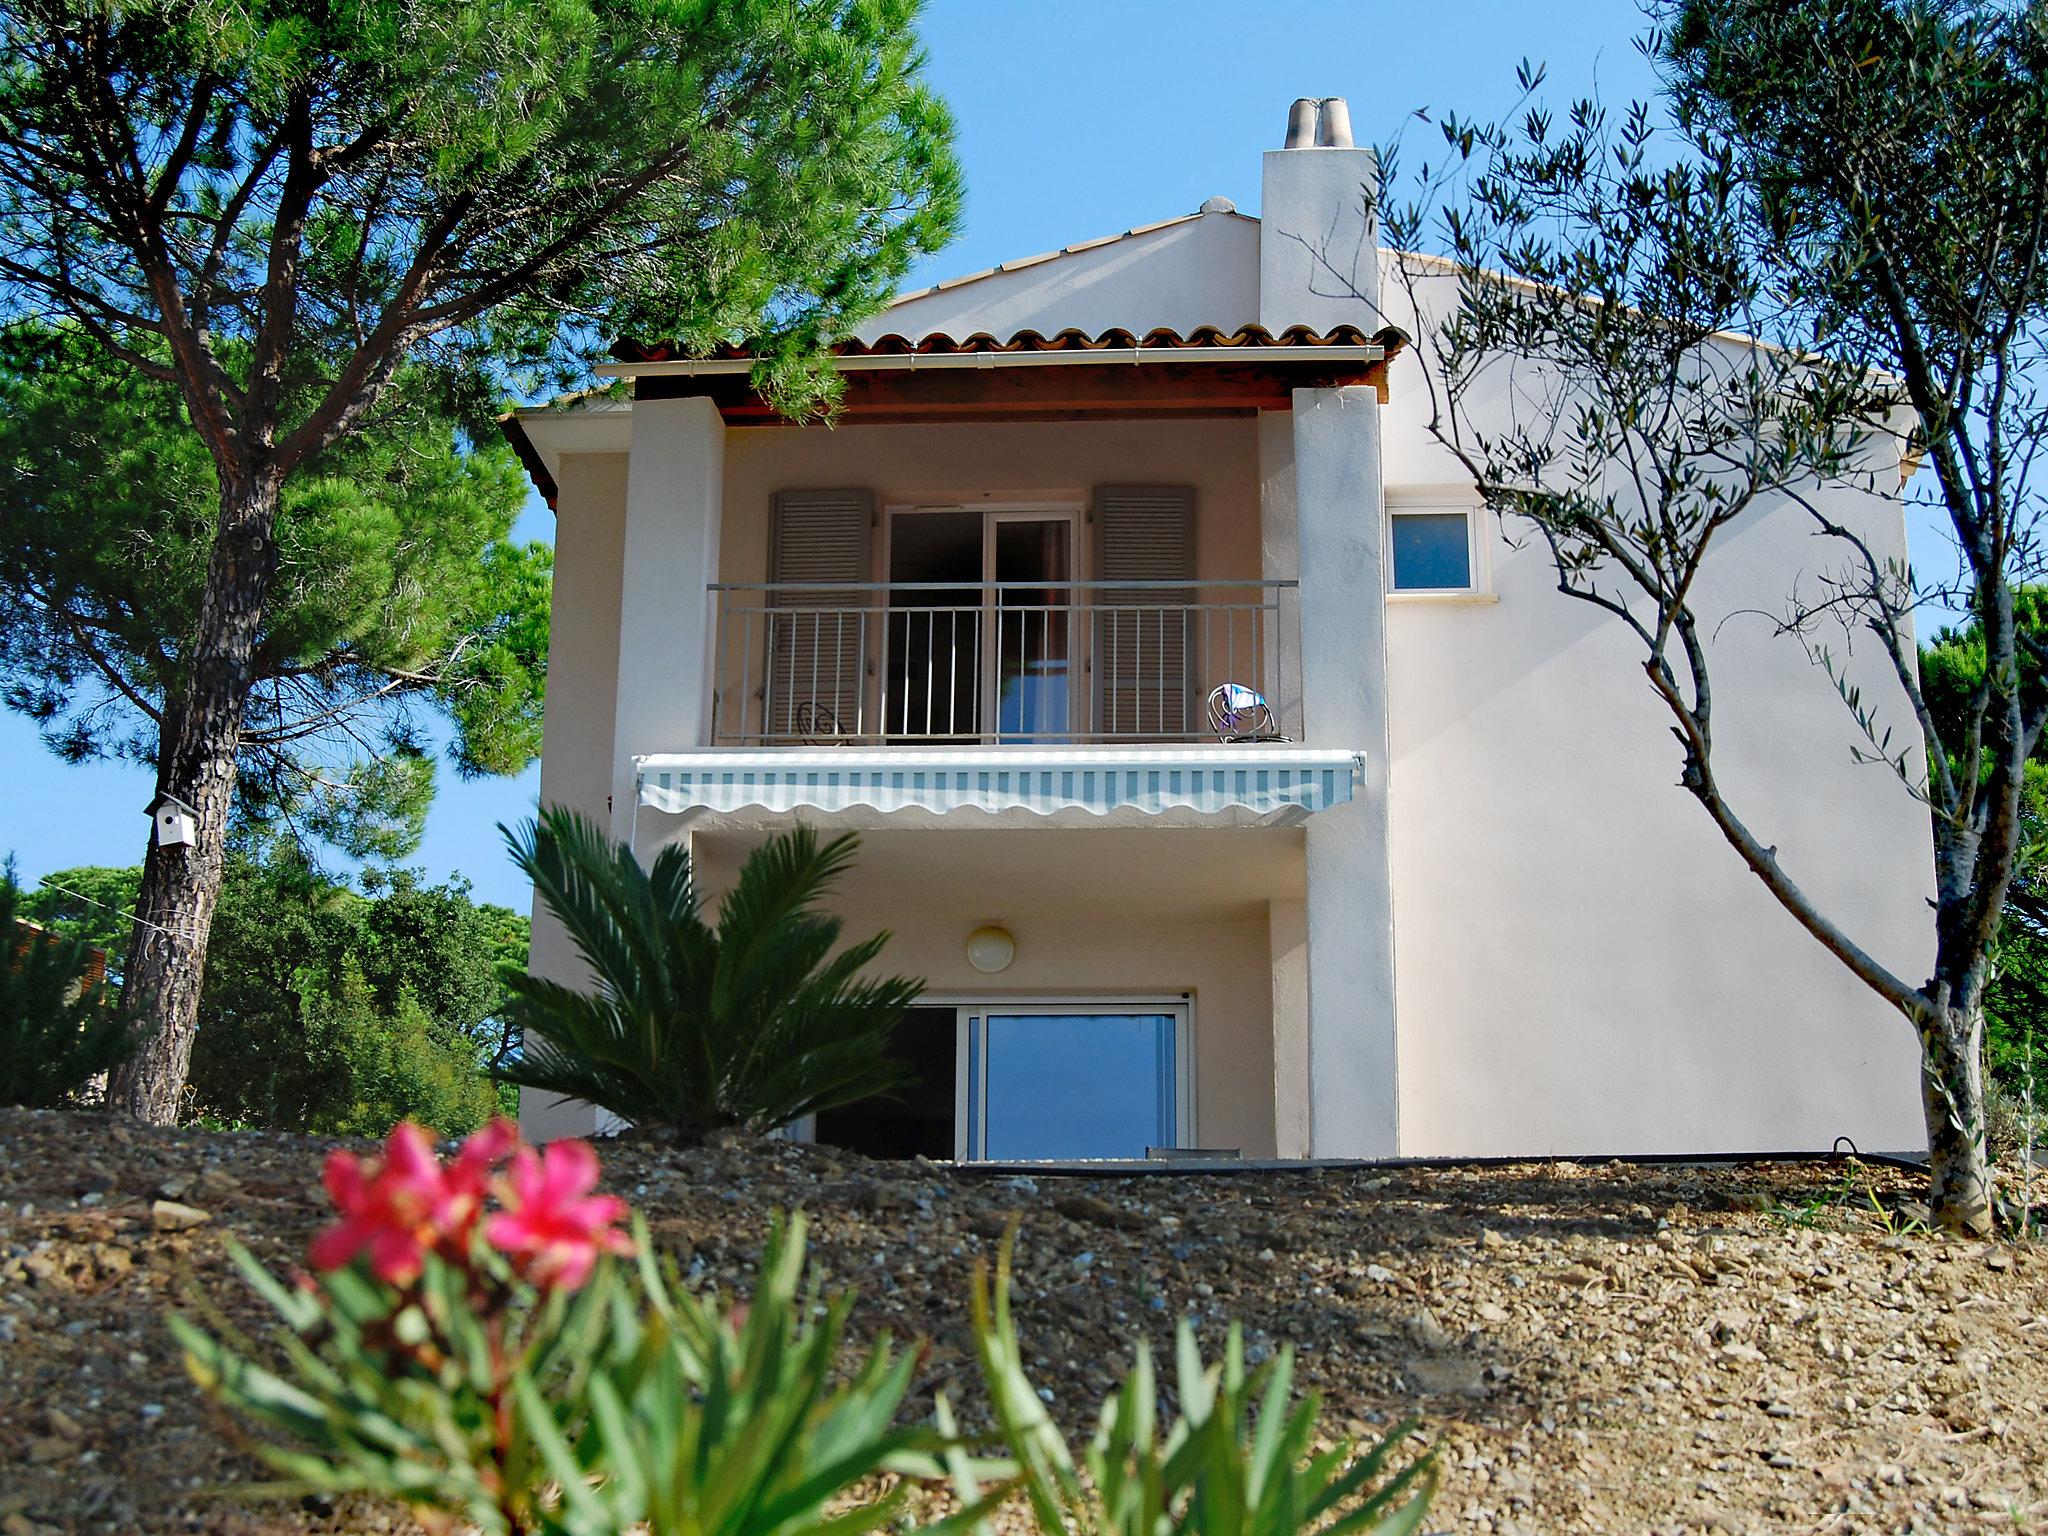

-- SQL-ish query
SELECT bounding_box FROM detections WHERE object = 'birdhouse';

[151,796,198,849]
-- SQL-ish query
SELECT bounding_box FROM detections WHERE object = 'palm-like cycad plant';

[497,810,922,1142]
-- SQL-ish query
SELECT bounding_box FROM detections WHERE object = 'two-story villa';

[504,99,1932,1162]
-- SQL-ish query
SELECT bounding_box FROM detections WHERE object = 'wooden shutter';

[1093,486,1195,738]
[767,489,873,741]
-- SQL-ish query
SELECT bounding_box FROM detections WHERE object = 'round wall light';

[965,924,1016,974]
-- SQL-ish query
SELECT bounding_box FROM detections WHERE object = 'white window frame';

[1385,493,1497,603]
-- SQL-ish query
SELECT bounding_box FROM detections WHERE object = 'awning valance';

[634,747,1363,828]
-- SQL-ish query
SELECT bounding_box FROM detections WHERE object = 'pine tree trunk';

[108,474,281,1124]
[1919,994,1994,1237]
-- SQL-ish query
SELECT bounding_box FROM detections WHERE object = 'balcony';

[707,580,1297,747]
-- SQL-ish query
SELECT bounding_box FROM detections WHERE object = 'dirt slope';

[1,1107,2044,1535]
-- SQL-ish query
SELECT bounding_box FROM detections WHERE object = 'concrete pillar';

[610,394,726,842]
[1258,411,1302,730]
[1268,898,1311,1157]
[523,454,629,1143]
[1294,385,1398,1157]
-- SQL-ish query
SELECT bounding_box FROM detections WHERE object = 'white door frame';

[880,503,1085,742]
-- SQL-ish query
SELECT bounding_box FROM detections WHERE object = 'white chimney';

[1259,96,1379,335]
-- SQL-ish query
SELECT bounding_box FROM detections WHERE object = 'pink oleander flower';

[307,1120,523,1285]
[308,1122,451,1284]
[444,1117,521,1227]
[486,1139,633,1292]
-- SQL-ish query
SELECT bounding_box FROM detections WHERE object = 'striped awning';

[634,748,1363,827]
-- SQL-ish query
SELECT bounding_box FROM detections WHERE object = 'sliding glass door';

[884,507,1077,743]
[962,1004,1188,1160]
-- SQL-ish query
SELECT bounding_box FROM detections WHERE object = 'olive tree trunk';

[1919,961,1995,1237]
[107,475,280,1124]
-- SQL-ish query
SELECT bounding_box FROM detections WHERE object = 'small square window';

[1389,510,1474,591]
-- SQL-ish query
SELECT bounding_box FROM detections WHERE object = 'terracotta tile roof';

[614,323,1397,366]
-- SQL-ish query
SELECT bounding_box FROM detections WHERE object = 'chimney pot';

[1316,97,1355,149]
[1284,98,1318,149]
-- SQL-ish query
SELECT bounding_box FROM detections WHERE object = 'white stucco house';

[505,98,1932,1162]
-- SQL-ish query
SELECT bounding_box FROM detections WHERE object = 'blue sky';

[0,1,1677,910]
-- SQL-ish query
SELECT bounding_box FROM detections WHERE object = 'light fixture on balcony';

[965,924,1016,974]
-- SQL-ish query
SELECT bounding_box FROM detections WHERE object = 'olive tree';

[1350,0,2048,1232]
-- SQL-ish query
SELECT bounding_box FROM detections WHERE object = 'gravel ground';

[2,1107,2046,1536]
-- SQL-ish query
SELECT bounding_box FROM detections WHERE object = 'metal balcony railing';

[708,580,1297,746]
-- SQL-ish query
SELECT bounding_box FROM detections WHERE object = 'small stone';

[1404,1355,1489,1398]
[2,1514,35,1536]
[44,1407,81,1439]
[26,1436,76,1464]
[1364,1263,1398,1284]
[1053,1193,1148,1232]
[1985,1247,2014,1272]
[1405,1307,1454,1351]
[1481,1228,1506,1248]
[1477,1301,1510,1325]
[149,1200,211,1232]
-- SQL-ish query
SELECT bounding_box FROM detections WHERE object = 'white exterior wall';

[1375,263,1931,1155]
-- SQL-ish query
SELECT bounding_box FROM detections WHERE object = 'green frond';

[503,820,922,1140]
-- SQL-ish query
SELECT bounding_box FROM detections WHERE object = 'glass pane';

[1390,511,1472,590]
[994,520,1073,741]
[886,511,981,738]
[980,1012,1175,1159]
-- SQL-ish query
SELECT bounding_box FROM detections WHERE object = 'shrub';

[498,809,923,1141]
[187,851,515,1135]
[298,960,506,1138]
[0,865,136,1107]
[175,1126,1436,1536]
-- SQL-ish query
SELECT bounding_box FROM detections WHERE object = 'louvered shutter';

[767,489,873,741]
[1094,486,1195,738]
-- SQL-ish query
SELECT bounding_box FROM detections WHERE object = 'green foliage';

[1920,601,2048,1102]
[0,862,137,1107]
[187,849,522,1136]
[500,810,922,1142]
[951,1236,1437,1536]
[289,959,504,1140]
[17,864,143,962]
[177,1148,1434,1536]
[176,1204,968,1536]
[0,326,551,862]
[0,0,960,426]
[23,849,522,1134]
[490,1213,960,1536]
